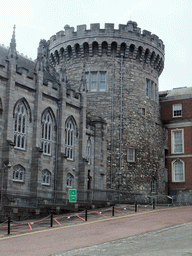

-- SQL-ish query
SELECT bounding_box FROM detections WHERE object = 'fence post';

[135,201,137,212]
[112,205,115,217]
[8,216,10,235]
[50,212,53,227]
[85,207,87,221]
[153,198,155,210]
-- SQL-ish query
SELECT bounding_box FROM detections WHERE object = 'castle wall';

[48,21,167,196]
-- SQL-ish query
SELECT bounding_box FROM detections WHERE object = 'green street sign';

[69,189,77,203]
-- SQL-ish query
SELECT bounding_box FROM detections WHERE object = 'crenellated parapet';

[48,21,165,76]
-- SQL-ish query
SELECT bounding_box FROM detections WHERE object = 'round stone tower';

[48,21,166,197]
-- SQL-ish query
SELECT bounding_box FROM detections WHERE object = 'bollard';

[85,207,87,221]
[50,212,53,227]
[112,205,115,217]
[153,199,155,210]
[8,216,11,235]
[135,201,137,212]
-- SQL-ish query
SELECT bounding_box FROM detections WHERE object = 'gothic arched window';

[42,169,51,185]
[13,165,24,182]
[14,101,27,149]
[41,110,53,155]
[67,173,74,188]
[65,117,75,160]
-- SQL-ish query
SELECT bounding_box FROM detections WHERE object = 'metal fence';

[1,188,192,210]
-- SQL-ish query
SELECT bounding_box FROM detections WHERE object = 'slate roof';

[159,87,192,101]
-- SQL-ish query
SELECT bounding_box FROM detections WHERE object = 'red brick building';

[160,87,192,203]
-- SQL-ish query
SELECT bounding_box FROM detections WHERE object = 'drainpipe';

[54,100,61,203]
[119,53,124,195]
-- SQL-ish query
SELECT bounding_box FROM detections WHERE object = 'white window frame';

[67,173,74,188]
[127,147,135,162]
[42,170,51,185]
[172,159,185,182]
[171,129,184,154]
[41,111,53,155]
[14,101,27,150]
[173,104,182,117]
[13,165,24,182]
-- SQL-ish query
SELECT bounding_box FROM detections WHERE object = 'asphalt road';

[0,206,192,256]
[58,222,192,256]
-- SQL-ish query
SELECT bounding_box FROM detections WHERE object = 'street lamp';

[1,162,11,210]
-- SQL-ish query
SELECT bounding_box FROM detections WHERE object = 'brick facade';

[160,87,192,203]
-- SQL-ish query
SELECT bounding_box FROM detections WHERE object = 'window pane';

[174,161,183,181]
[127,148,135,162]
[99,72,106,91]
[85,73,89,91]
[91,72,97,91]
[173,130,183,153]
[173,104,182,117]
[146,79,150,97]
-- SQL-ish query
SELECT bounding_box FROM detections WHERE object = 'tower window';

[127,148,135,162]
[86,71,107,92]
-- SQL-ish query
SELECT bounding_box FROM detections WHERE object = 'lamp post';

[1,163,11,210]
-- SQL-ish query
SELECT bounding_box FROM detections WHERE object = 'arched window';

[92,41,98,55]
[13,165,24,182]
[67,173,74,187]
[136,46,143,60]
[111,42,117,55]
[67,45,72,58]
[54,50,60,64]
[129,44,135,57]
[42,169,51,185]
[41,110,53,155]
[172,159,185,182]
[120,43,126,55]
[83,42,89,57]
[86,137,92,164]
[14,101,27,150]
[65,117,76,160]
[75,43,80,56]
[102,41,108,55]
[144,49,150,63]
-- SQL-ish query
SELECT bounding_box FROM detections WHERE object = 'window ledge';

[14,147,26,152]
[13,180,24,183]
[42,183,51,186]
[43,153,51,157]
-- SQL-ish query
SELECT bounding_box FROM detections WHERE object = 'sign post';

[69,189,77,203]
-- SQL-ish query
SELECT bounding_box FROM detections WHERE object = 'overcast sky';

[0,0,191,91]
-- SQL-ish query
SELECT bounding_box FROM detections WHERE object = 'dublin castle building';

[0,21,169,214]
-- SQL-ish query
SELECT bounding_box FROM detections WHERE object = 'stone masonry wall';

[49,21,167,196]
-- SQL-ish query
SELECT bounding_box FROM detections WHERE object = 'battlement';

[49,21,164,51]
